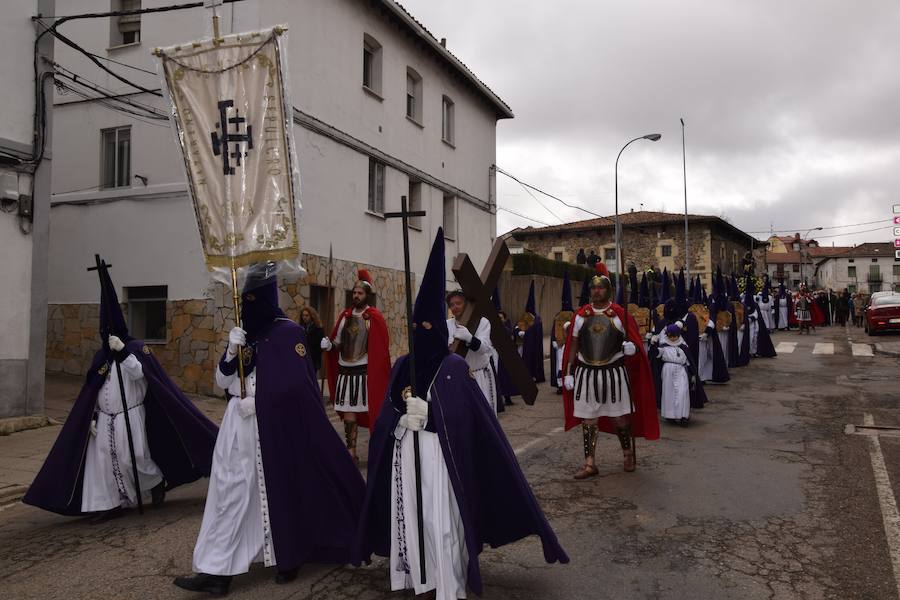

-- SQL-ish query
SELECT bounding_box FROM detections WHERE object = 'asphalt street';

[1,325,899,599]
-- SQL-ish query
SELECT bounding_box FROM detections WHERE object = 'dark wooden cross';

[383,196,427,585]
[87,254,143,514]
[451,239,539,405]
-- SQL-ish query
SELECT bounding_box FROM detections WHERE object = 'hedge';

[511,253,594,281]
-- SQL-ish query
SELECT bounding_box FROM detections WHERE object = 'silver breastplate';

[579,313,624,366]
[340,314,369,362]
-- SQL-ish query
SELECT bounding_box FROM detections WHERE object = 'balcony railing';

[868,273,884,283]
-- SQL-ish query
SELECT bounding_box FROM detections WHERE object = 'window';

[362,34,382,95]
[111,0,141,46]
[442,193,456,239]
[367,158,385,214]
[893,264,900,277]
[442,96,455,145]
[661,245,672,257]
[604,248,617,261]
[849,258,855,263]
[792,264,800,272]
[870,264,881,281]
[408,180,423,229]
[848,284,857,293]
[793,243,800,251]
[126,286,166,342]
[792,279,800,288]
[848,266,857,278]
[719,244,726,262]
[101,126,131,188]
[553,252,563,262]
[406,68,423,123]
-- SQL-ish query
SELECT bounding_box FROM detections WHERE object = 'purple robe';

[23,340,218,516]
[520,317,545,383]
[353,353,568,595]
[703,304,731,383]
[495,319,519,398]
[254,320,366,570]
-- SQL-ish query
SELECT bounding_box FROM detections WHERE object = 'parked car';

[865,293,900,335]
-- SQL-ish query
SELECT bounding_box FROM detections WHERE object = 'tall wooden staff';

[321,244,333,395]
[88,255,143,515]
[385,196,428,585]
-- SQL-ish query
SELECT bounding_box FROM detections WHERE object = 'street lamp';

[615,133,661,293]
[800,226,823,288]
[681,119,689,282]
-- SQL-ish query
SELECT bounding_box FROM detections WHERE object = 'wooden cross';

[451,239,539,405]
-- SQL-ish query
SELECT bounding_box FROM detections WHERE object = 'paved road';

[1,326,898,599]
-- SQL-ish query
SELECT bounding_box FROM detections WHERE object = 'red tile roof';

[840,242,896,257]
[765,252,802,265]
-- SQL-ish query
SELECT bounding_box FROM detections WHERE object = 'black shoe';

[504,397,514,406]
[679,418,689,427]
[89,507,124,524]
[173,573,232,596]
[275,568,299,584]
[151,482,166,507]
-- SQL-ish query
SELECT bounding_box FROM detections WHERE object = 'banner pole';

[230,258,247,399]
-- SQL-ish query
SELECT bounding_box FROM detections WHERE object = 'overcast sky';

[402,0,900,247]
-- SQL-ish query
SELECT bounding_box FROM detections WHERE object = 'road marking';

[775,342,797,354]
[812,343,834,355]
[852,343,874,357]
[861,413,900,598]
[514,426,564,457]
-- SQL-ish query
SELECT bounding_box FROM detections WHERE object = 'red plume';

[357,269,373,285]
[595,262,609,277]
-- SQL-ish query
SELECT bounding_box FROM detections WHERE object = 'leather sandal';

[573,464,599,480]
[623,450,636,472]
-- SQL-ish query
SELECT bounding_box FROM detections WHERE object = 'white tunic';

[756,295,774,331]
[747,309,760,356]
[571,308,631,419]
[193,364,275,576]
[696,320,715,382]
[658,339,691,420]
[81,355,163,513]
[447,317,497,413]
[775,297,790,329]
[717,330,731,366]
[390,388,468,599]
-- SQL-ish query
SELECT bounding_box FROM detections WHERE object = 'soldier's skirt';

[573,360,632,419]
[335,364,368,413]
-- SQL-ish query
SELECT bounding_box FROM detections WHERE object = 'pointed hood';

[409,228,450,395]
[578,277,590,307]
[560,270,573,312]
[701,283,708,304]
[628,264,640,305]
[742,275,757,308]
[614,275,625,306]
[660,268,671,304]
[492,286,503,314]
[688,276,696,303]
[525,280,537,315]
[715,266,724,299]
[693,276,703,304]
[729,274,740,301]
[97,262,132,358]
[675,268,687,310]
[778,282,787,299]
[761,276,771,301]
[638,272,650,308]
[241,261,286,340]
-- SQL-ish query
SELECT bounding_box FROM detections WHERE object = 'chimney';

[440,37,447,47]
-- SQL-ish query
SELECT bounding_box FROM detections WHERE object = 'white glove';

[645,332,653,341]
[320,337,333,351]
[108,335,125,352]
[622,341,637,356]
[405,395,429,418]
[650,335,659,345]
[237,395,256,418]
[551,340,558,350]
[700,333,708,342]
[90,418,97,437]
[517,330,525,339]
[399,413,427,431]
[453,327,473,344]
[564,375,575,391]
[227,327,246,356]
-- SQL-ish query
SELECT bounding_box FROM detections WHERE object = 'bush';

[511,253,593,281]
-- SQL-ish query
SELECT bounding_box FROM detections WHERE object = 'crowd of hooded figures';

[23,230,799,599]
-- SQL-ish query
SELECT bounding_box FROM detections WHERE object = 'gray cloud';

[402,0,900,245]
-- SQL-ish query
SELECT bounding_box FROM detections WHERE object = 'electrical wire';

[497,205,553,226]
[496,166,605,219]
[86,52,157,76]
[53,67,167,119]
[808,225,894,240]
[747,219,894,234]
[55,80,171,127]
[515,181,564,223]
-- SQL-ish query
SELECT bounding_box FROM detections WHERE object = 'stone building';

[764,233,850,290]
[505,210,760,290]
[45,0,511,395]
[814,243,900,294]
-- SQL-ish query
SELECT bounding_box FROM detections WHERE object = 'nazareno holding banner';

[154,27,365,595]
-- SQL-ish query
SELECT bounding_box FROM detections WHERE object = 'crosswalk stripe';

[852,343,874,357]
[775,342,797,353]
[813,343,835,355]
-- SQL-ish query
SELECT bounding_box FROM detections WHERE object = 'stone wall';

[515,223,716,288]
[46,254,411,396]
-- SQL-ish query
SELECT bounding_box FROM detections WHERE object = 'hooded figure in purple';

[743,275,777,359]
[649,298,708,411]
[699,280,730,384]
[517,280,545,383]
[491,287,518,407]
[650,323,705,426]
[774,281,793,331]
[23,263,217,520]
[353,230,568,599]
[174,262,366,596]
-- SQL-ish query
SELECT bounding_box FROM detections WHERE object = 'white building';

[814,243,900,294]
[0,0,54,420]
[46,0,512,395]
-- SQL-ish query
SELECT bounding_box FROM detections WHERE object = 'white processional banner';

[155,26,299,269]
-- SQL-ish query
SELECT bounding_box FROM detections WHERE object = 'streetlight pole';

[615,132,661,295]
[800,226,823,288]
[681,118,689,282]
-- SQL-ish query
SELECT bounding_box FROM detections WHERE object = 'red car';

[866,293,900,335]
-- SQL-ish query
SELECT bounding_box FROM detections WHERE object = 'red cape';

[792,293,825,327]
[326,306,391,430]
[562,303,659,440]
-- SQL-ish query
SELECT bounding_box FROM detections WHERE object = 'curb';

[0,485,27,508]
[0,415,51,436]
[874,343,900,358]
